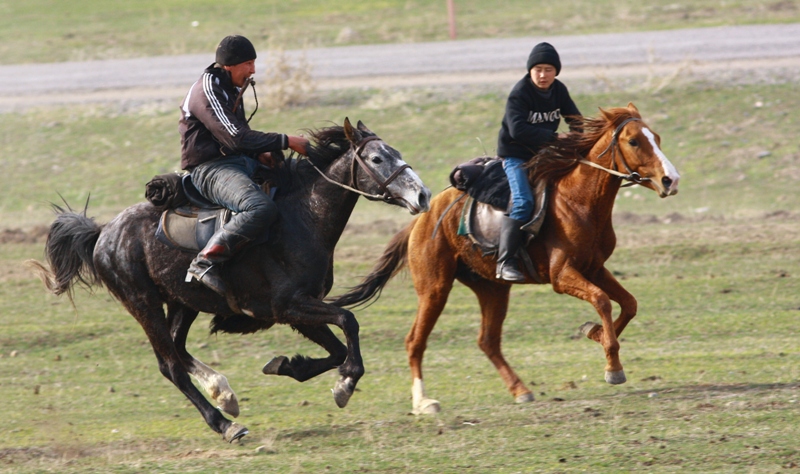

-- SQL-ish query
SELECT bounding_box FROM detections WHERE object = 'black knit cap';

[526,42,561,76]
[215,35,257,66]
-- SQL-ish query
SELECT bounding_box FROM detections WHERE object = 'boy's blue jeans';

[502,157,534,222]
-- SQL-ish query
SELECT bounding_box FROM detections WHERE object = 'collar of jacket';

[204,63,237,91]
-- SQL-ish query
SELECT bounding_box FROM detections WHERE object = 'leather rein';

[578,117,651,187]
[310,135,412,202]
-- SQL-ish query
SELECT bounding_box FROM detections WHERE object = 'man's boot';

[496,216,526,282]
[185,229,249,296]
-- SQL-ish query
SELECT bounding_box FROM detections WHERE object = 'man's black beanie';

[526,42,561,76]
[215,35,257,66]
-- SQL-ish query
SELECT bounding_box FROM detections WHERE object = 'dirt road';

[0,23,798,110]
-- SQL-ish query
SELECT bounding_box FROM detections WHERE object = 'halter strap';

[310,135,412,202]
[349,136,411,200]
[579,117,650,186]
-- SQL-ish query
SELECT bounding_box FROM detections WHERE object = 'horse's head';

[342,118,431,214]
[599,103,680,198]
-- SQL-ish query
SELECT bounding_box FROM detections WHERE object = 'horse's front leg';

[262,323,347,381]
[579,267,638,341]
[553,266,626,385]
[280,297,364,408]
[168,303,240,417]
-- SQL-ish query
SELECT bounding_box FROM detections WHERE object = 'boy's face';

[529,64,557,91]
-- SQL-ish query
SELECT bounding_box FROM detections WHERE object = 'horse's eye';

[371,156,383,164]
[628,139,639,147]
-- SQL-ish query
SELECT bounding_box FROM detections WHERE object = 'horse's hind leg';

[110,290,246,441]
[262,323,347,382]
[167,303,240,417]
[405,267,457,415]
[465,280,534,403]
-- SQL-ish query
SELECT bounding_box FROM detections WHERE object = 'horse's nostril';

[662,176,673,189]
[419,191,430,209]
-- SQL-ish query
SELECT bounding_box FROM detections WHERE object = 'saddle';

[449,156,549,237]
[446,157,549,283]
[145,172,274,253]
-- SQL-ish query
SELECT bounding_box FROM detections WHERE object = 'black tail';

[28,202,103,300]
[328,222,414,308]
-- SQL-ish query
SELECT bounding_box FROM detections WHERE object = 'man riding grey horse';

[180,35,309,295]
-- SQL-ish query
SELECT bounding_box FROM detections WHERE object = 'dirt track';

[0,24,798,110]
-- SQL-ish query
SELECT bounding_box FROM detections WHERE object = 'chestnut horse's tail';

[329,220,415,309]
[28,203,103,301]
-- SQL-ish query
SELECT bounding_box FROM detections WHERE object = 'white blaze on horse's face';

[366,142,431,214]
[641,127,680,197]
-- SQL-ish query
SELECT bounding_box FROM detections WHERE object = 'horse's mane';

[527,107,641,184]
[303,124,376,170]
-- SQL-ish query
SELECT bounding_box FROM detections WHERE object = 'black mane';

[304,125,376,170]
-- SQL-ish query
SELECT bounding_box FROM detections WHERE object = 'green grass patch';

[1,79,799,471]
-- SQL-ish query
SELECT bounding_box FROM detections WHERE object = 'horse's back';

[94,202,188,288]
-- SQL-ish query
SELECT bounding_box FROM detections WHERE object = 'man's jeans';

[502,156,534,222]
[190,155,278,240]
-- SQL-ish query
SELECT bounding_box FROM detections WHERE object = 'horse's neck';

[555,137,621,226]
[292,158,360,251]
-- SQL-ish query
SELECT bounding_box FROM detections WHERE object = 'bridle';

[310,135,412,202]
[578,117,651,187]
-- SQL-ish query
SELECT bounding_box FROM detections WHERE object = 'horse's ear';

[356,120,373,135]
[598,107,613,121]
[343,117,362,143]
[627,102,640,115]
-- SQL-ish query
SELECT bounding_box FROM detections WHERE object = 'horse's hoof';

[605,370,627,385]
[515,392,535,404]
[216,393,240,418]
[332,377,355,408]
[579,322,601,338]
[222,422,248,443]
[412,398,441,415]
[262,356,290,376]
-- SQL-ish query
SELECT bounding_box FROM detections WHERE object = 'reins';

[578,117,650,187]
[309,135,411,202]
[232,77,258,123]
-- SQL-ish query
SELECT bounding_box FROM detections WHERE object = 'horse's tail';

[328,220,415,309]
[28,203,103,301]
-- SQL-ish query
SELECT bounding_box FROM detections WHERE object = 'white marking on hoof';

[413,398,441,415]
[332,377,355,408]
[605,370,627,385]
[216,392,240,418]
[515,392,535,403]
[223,422,248,443]
[411,378,440,414]
[189,360,240,417]
[579,322,601,338]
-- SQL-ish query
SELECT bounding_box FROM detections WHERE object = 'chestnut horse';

[331,104,680,414]
[31,119,431,440]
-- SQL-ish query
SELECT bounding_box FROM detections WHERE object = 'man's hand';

[257,151,276,167]
[287,135,310,155]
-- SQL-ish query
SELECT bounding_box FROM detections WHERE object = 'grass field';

[1,78,798,472]
[1,0,799,64]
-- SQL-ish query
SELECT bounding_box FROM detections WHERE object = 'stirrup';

[186,263,227,296]
[496,261,525,282]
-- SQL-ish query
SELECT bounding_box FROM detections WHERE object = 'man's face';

[224,59,256,88]
[529,64,557,91]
